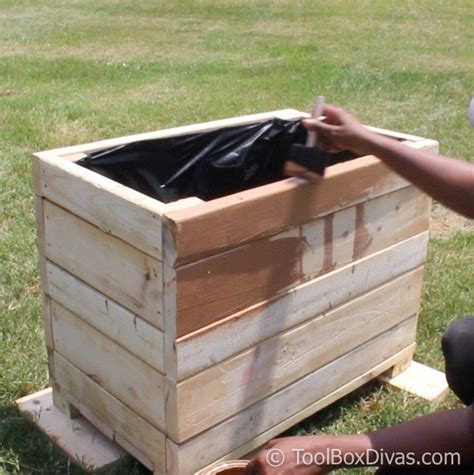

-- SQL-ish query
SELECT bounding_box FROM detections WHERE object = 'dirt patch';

[430,203,474,238]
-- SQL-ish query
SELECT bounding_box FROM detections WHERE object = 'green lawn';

[0,1,473,473]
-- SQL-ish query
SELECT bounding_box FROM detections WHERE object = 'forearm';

[319,407,474,470]
[361,132,474,218]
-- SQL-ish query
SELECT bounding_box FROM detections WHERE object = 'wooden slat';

[380,361,449,403]
[176,232,429,380]
[169,317,417,474]
[171,269,423,442]
[163,138,438,266]
[17,388,126,471]
[51,301,166,431]
[46,261,165,373]
[175,186,430,336]
[43,200,163,328]
[202,345,416,471]
[34,152,165,261]
[163,158,407,265]
[53,354,166,473]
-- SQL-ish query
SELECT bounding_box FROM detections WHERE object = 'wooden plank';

[163,157,407,265]
[205,344,416,471]
[169,317,417,474]
[45,109,305,157]
[51,301,166,431]
[176,232,429,380]
[34,152,165,261]
[17,388,125,471]
[171,269,423,442]
[380,361,449,403]
[174,186,430,336]
[46,261,165,373]
[164,138,438,266]
[43,200,163,328]
[53,354,166,473]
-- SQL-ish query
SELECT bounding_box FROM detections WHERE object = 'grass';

[0,1,473,473]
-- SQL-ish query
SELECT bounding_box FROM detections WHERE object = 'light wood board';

[170,269,423,441]
[176,232,428,380]
[51,302,166,431]
[174,186,430,336]
[43,200,163,328]
[46,260,165,373]
[16,388,125,471]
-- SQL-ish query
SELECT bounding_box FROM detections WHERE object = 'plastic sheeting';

[77,118,356,203]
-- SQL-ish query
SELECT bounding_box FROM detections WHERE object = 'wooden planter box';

[33,109,437,474]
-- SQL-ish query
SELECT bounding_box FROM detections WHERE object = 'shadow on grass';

[0,404,145,475]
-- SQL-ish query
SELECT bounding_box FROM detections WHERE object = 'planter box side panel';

[176,231,429,381]
[169,267,424,442]
[174,185,430,337]
[52,352,166,473]
[46,260,165,373]
[50,301,166,432]
[43,200,164,329]
[169,317,417,474]
[34,152,166,261]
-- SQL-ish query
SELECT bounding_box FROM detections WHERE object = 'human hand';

[303,105,375,156]
[244,436,331,475]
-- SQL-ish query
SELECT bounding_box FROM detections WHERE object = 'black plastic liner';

[77,118,357,203]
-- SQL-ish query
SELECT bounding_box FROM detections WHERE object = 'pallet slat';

[53,354,166,473]
[43,200,163,328]
[170,269,423,441]
[175,186,430,336]
[169,317,417,474]
[176,232,428,380]
[46,261,165,373]
[34,152,166,260]
[51,302,166,431]
[17,388,126,471]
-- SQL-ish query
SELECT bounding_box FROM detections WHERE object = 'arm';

[303,105,474,219]
[245,407,474,474]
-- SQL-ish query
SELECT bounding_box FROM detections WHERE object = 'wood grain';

[46,261,165,373]
[175,186,430,336]
[51,301,166,431]
[170,269,423,441]
[34,152,166,260]
[176,232,429,380]
[53,354,166,473]
[170,317,417,473]
[43,200,163,328]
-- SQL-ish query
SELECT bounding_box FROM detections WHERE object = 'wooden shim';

[43,200,163,328]
[17,388,126,471]
[175,186,430,336]
[45,109,304,157]
[170,317,417,474]
[34,152,165,261]
[380,361,449,404]
[172,269,423,441]
[51,301,166,431]
[163,157,409,265]
[53,354,166,473]
[46,261,165,373]
[205,345,416,471]
[176,232,429,380]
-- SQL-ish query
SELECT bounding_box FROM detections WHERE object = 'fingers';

[302,118,337,133]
